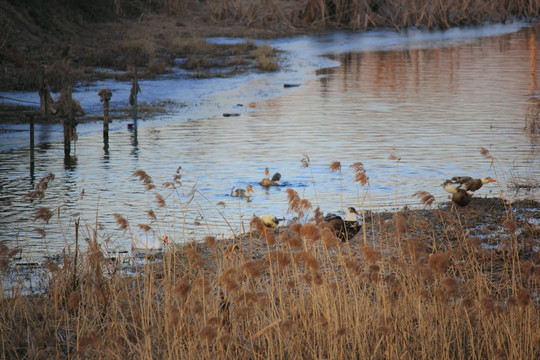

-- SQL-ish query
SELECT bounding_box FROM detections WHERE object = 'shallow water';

[1,22,539,262]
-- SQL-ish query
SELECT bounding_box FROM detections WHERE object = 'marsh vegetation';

[1,156,538,359]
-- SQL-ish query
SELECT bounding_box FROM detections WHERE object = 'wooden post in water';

[61,85,78,161]
[38,65,53,119]
[63,85,73,159]
[129,69,140,125]
[129,69,141,146]
[29,114,34,179]
[98,88,113,151]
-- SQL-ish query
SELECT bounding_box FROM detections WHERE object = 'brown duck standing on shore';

[260,168,281,186]
[323,207,362,242]
[451,188,472,208]
[443,176,496,192]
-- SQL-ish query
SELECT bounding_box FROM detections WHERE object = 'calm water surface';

[1,22,539,262]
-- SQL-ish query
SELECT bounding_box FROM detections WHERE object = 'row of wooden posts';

[37,69,141,159]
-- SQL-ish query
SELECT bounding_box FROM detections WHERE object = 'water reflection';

[0,24,539,262]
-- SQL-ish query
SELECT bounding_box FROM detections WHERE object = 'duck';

[441,180,461,195]
[451,188,472,208]
[231,184,254,198]
[442,176,496,193]
[323,207,362,242]
[131,231,168,252]
[260,168,281,186]
[259,214,282,228]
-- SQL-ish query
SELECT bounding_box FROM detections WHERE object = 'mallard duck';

[259,214,282,228]
[231,185,254,198]
[451,188,472,208]
[323,207,362,242]
[443,176,496,193]
[132,231,168,252]
[441,180,461,194]
[260,168,281,186]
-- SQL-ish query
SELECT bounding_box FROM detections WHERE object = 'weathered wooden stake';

[98,88,113,151]
[129,69,141,147]
[62,85,73,159]
[30,114,34,178]
[38,65,53,119]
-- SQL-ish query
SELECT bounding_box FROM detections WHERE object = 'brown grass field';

[1,157,538,359]
[1,2,539,358]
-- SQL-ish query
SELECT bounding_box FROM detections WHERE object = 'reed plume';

[294,251,320,271]
[112,213,129,230]
[412,191,435,208]
[155,193,166,208]
[137,223,151,233]
[329,161,341,172]
[300,223,320,242]
[300,153,310,168]
[321,228,338,248]
[132,169,155,190]
[301,153,319,206]
[428,253,451,274]
[199,325,218,343]
[517,288,532,307]
[67,290,81,310]
[34,207,53,223]
[267,250,291,269]
[174,278,191,299]
[242,260,265,277]
[286,188,312,218]
[203,235,217,248]
[360,245,380,264]
[249,216,265,233]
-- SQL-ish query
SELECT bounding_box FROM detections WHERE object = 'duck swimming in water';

[323,207,362,242]
[260,168,281,186]
[231,185,254,198]
[442,176,496,193]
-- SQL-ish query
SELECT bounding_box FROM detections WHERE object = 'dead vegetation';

[2,0,539,92]
[1,164,539,359]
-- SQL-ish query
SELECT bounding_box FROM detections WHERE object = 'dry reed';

[1,163,538,360]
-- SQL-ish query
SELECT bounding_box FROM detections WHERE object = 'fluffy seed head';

[68,291,80,310]
[34,207,53,224]
[174,279,191,299]
[480,295,495,315]
[350,162,368,185]
[199,325,217,343]
[503,218,517,234]
[203,235,217,248]
[517,288,531,307]
[360,246,381,264]
[428,253,451,274]
[321,228,338,248]
[132,169,155,190]
[300,223,320,242]
[300,153,310,168]
[294,251,320,271]
[413,191,435,207]
[242,260,264,277]
[329,161,341,172]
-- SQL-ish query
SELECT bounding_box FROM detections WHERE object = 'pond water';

[1,22,539,263]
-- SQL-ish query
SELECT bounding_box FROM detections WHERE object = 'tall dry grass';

[1,162,539,359]
[209,0,540,30]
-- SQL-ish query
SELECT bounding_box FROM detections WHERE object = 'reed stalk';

[1,164,538,359]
